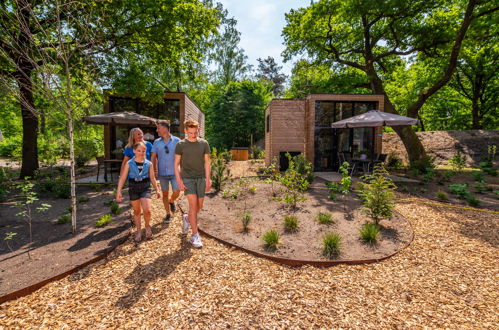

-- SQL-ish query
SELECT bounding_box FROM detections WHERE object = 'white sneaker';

[190,234,203,248]
[182,214,190,235]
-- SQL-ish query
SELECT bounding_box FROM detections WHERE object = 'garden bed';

[181,177,413,263]
[0,184,131,297]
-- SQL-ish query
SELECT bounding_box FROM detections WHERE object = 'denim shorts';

[183,177,206,197]
[128,181,151,201]
[159,175,179,191]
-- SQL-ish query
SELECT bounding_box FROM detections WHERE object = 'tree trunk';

[471,99,481,129]
[18,74,39,179]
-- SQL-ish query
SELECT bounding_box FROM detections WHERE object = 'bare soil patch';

[181,177,413,263]
[0,184,131,297]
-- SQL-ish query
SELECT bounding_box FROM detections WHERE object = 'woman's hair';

[126,128,143,148]
[133,141,146,150]
[184,119,199,128]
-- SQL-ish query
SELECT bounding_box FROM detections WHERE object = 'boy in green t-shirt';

[174,119,211,248]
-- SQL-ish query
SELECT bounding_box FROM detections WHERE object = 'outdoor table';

[103,159,122,182]
[351,158,373,175]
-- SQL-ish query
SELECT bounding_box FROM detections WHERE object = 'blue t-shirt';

[123,141,153,160]
[152,135,180,176]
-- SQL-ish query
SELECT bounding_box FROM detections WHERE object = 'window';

[266,114,271,132]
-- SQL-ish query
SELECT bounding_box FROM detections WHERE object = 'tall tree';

[0,0,220,177]
[256,56,287,97]
[206,80,272,150]
[209,14,251,84]
[283,0,498,164]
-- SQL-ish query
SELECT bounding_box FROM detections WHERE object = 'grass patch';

[95,214,113,227]
[316,212,334,225]
[57,215,71,224]
[283,215,299,233]
[359,223,380,244]
[323,232,342,259]
[436,191,449,201]
[241,211,251,232]
[262,230,279,252]
[78,196,90,203]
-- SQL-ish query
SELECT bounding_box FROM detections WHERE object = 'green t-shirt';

[175,138,211,178]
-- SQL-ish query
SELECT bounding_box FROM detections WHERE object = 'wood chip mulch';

[0,197,497,328]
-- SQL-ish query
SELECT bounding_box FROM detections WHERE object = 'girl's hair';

[126,128,143,148]
[133,141,146,150]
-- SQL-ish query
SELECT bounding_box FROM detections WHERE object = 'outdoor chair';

[369,153,388,172]
[96,156,105,182]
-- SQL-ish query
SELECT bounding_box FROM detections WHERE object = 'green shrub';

[262,230,280,252]
[474,181,487,194]
[386,153,403,169]
[278,153,310,208]
[471,171,485,182]
[75,138,101,167]
[283,215,299,233]
[291,154,314,184]
[103,199,114,206]
[250,145,263,159]
[358,165,396,224]
[57,215,71,224]
[316,212,334,225]
[211,157,231,192]
[241,211,251,232]
[410,155,435,175]
[338,162,352,194]
[323,233,342,259]
[78,196,90,203]
[0,137,22,159]
[436,191,449,201]
[359,223,380,244]
[420,168,435,185]
[53,181,71,199]
[466,196,480,207]
[95,214,113,227]
[110,202,121,215]
[448,151,467,172]
[448,184,470,199]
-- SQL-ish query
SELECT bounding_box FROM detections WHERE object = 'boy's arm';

[204,153,211,192]
[174,154,186,191]
[116,162,129,202]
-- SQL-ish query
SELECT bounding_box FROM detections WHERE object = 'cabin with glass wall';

[103,91,205,159]
[264,94,385,171]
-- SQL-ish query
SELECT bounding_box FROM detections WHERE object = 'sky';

[217,0,309,78]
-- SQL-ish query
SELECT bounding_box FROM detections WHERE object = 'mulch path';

[0,192,497,327]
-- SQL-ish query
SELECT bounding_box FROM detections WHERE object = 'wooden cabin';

[264,94,385,171]
[103,91,205,159]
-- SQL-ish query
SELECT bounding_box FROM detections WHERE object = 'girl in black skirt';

[117,141,161,242]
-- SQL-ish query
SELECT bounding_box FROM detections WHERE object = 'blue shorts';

[159,175,179,191]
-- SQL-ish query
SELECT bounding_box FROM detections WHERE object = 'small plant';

[250,145,263,159]
[359,223,380,244]
[230,191,239,200]
[436,191,449,201]
[487,144,496,163]
[278,153,310,209]
[448,184,470,199]
[14,179,51,259]
[466,196,480,207]
[410,155,435,175]
[283,215,299,233]
[493,190,499,199]
[90,183,102,192]
[421,168,435,185]
[399,185,409,192]
[4,232,17,252]
[448,151,467,172]
[241,211,251,232]
[472,171,485,182]
[110,202,121,215]
[386,153,403,169]
[78,196,90,203]
[211,157,231,191]
[419,188,427,193]
[262,230,280,252]
[316,212,334,225]
[358,165,396,225]
[248,186,257,194]
[221,190,231,198]
[57,215,71,224]
[103,200,115,206]
[323,232,342,259]
[95,214,113,227]
[65,206,73,214]
[474,181,487,194]
[338,162,352,194]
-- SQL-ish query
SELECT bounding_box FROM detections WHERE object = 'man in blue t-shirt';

[151,120,181,222]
